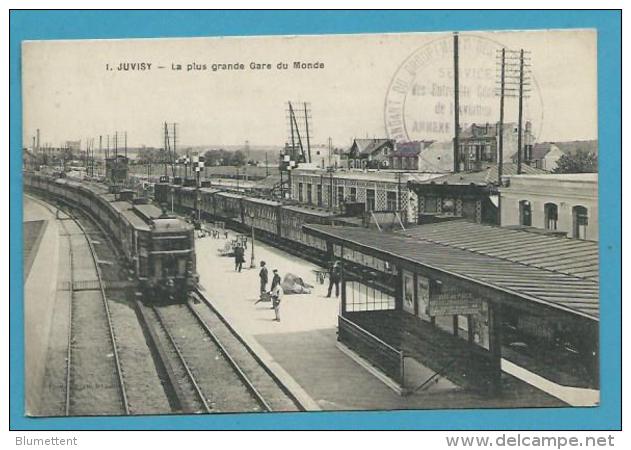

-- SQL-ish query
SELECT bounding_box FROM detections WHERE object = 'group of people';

[231,232,342,323]
[257,261,283,322]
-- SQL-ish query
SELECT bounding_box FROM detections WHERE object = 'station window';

[306,184,313,204]
[519,200,532,226]
[366,189,376,212]
[345,280,395,312]
[317,184,323,207]
[349,187,357,203]
[386,191,398,211]
[337,186,344,206]
[544,203,558,230]
[424,196,438,213]
[298,183,304,203]
[573,206,589,240]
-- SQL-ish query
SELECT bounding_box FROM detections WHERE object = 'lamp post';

[247,210,256,269]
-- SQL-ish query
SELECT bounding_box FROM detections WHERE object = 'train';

[156,182,357,263]
[24,172,198,301]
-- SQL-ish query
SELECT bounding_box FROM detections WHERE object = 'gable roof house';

[513,140,598,171]
[346,138,395,169]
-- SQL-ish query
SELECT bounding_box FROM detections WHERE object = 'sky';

[22,29,597,150]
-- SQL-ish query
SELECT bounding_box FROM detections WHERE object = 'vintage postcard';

[21,29,599,419]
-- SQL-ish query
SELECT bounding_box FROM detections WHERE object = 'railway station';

[22,162,601,414]
[303,221,599,403]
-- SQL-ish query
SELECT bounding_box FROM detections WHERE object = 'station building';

[304,221,599,399]
[289,167,442,225]
[499,173,598,241]
[408,163,548,225]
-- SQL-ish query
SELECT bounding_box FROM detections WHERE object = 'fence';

[338,315,404,385]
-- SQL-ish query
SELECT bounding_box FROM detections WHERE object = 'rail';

[152,306,212,413]
[59,204,130,415]
[61,219,73,416]
[193,288,306,411]
[338,315,405,385]
[185,300,273,412]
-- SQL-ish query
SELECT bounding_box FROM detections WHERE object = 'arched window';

[573,206,589,240]
[544,203,558,230]
[519,200,532,227]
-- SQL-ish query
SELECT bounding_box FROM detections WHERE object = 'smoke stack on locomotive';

[23,172,198,302]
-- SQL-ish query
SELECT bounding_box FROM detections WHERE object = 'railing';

[338,315,404,385]
[410,357,457,394]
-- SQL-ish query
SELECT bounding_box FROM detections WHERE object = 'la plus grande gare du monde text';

[107,61,326,72]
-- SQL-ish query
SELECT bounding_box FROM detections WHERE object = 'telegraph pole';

[517,49,525,175]
[496,48,531,176]
[164,122,169,177]
[328,137,333,167]
[265,152,269,177]
[173,123,178,177]
[497,48,506,183]
[453,32,460,173]
[99,135,102,177]
[304,102,312,163]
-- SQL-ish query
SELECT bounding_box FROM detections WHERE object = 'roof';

[418,141,454,173]
[304,223,599,321]
[507,172,598,183]
[253,175,282,189]
[414,163,548,186]
[216,191,245,199]
[282,204,337,217]
[396,221,599,282]
[292,168,443,184]
[351,138,394,156]
[153,218,193,233]
[199,187,222,195]
[391,141,433,156]
[531,143,554,161]
[133,203,165,221]
[460,123,498,139]
[554,140,598,156]
[243,197,281,207]
[528,140,599,161]
[110,201,151,230]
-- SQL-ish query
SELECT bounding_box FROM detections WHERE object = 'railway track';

[29,192,305,415]
[190,289,305,412]
[59,211,130,416]
[135,303,211,414]
[136,293,304,414]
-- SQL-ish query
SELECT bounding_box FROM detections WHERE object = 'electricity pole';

[496,48,531,175]
[453,32,460,173]
[517,49,525,175]
[496,48,506,184]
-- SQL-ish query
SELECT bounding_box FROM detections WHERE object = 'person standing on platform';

[326,260,341,298]
[234,243,245,272]
[270,269,281,290]
[259,261,269,295]
[271,283,283,322]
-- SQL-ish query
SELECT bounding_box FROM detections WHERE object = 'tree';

[231,150,247,166]
[554,151,598,174]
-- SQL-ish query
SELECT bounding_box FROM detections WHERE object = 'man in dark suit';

[259,261,269,294]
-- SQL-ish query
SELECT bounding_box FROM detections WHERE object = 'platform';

[23,195,61,415]
[195,231,565,410]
